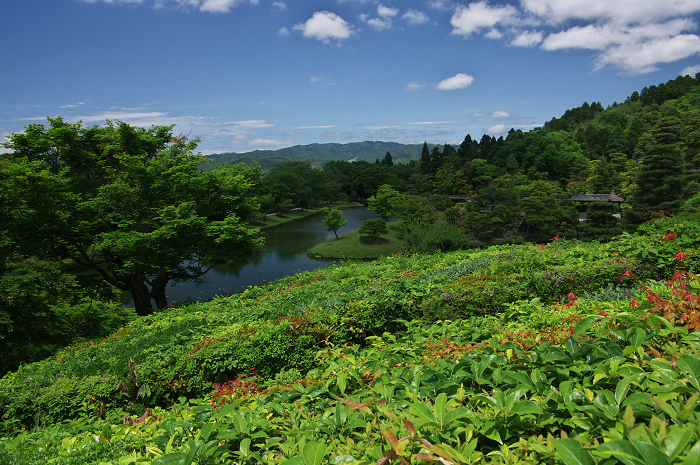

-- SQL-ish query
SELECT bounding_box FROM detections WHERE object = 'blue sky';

[2,0,700,155]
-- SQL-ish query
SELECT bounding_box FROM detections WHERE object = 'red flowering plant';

[622,231,700,332]
[208,368,262,407]
[634,217,700,278]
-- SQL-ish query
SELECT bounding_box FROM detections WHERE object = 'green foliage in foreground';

[2,282,700,464]
[1,223,700,463]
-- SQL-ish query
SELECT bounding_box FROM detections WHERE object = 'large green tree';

[633,115,688,215]
[1,118,264,316]
[367,184,400,221]
[263,161,330,210]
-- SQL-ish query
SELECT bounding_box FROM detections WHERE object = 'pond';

[121,206,380,306]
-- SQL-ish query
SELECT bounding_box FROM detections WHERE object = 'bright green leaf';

[303,441,327,465]
[554,438,594,465]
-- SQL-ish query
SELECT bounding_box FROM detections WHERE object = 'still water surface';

[123,206,379,305]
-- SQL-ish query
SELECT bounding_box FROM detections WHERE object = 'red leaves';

[622,269,633,282]
[334,395,373,414]
[209,368,261,407]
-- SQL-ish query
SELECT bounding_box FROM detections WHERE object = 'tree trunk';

[129,278,154,316]
[149,269,170,310]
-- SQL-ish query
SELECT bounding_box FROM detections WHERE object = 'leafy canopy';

[321,207,348,239]
[1,117,264,315]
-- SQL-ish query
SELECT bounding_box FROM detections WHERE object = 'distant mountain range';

[200,141,441,170]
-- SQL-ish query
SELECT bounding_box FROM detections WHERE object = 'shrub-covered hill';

[1,219,699,464]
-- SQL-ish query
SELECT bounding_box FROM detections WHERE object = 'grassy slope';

[1,224,700,464]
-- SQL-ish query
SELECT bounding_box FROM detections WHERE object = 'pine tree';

[633,115,688,214]
[381,151,394,166]
[420,142,431,174]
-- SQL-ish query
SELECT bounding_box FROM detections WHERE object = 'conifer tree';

[419,142,431,174]
[633,115,688,215]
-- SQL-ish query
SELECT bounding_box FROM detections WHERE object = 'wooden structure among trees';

[571,193,625,221]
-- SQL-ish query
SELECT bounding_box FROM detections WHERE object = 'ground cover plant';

[0,223,699,464]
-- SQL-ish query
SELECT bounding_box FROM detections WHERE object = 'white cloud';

[213,120,274,128]
[418,129,453,137]
[450,1,518,36]
[272,1,286,11]
[429,1,452,12]
[294,11,353,43]
[409,121,454,124]
[542,20,698,51]
[79,0,144,4]
[59,102,87,109]
[246,138,293,147]
[472,111,512,118]
[403,9,430,26]
[487,123,508,134]
[540,19,700,73]
[199,0,242,13]
[436,73,475,90]
[364,127,406,138]
[82,0,264,13]
[596,34,700,73]
[19,111,168,123]
[297,125,335,129]
[362,5,398,31]
[485,28,502,39]
[522,0,700,26]
[542,24,620,51]
[443,0,700,74]
[367,17,392,31]
[377,4,398,18]
[406,81,424,91]
[511,30,543,47]
[682,63,700,75]
[310,75,332,83]
[277,27,289,36]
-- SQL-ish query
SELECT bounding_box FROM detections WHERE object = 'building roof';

[571,193,625,202]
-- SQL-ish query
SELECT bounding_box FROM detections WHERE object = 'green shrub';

[403,222,471,253]
[358,218,388,243]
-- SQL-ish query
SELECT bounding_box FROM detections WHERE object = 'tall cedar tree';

[633,115,688,215]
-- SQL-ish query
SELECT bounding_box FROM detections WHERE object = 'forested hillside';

[201,141,441,170]
[244,74,700,243]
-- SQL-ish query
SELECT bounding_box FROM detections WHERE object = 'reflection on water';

[122,206,379,305]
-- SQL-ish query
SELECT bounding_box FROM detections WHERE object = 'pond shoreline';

[250,202,364,229]
[120,204,379,306]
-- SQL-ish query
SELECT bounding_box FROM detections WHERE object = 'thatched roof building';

[570,193,625,203]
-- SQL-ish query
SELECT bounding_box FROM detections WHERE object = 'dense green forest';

[246,74,700,244]
[1,75,700,464]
